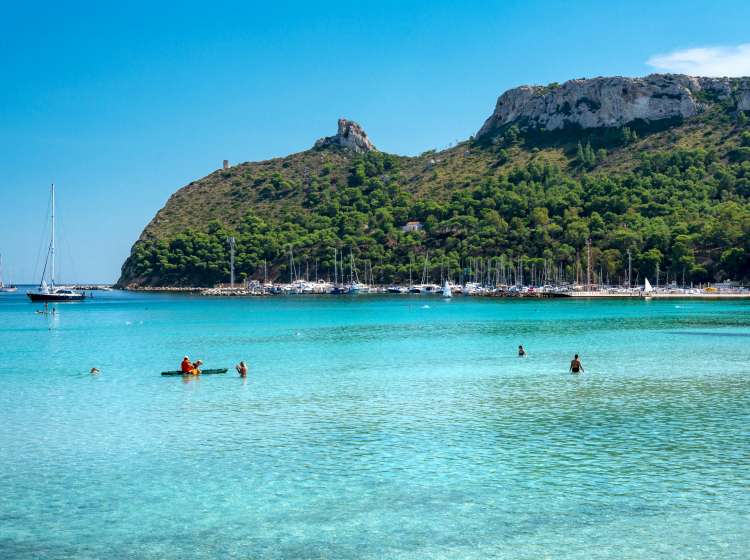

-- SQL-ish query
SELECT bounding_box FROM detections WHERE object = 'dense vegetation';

[120,114,750,287]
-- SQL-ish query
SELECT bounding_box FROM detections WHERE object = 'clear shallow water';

[1,291,748,559]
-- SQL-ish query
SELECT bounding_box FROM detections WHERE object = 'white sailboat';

[643,277,653,300]
[0,254,17,292]
[441,280,452,298]
[346,250,368,294]
[27,184,86,302]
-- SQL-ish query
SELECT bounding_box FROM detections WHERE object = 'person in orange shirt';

[180,356,193,374]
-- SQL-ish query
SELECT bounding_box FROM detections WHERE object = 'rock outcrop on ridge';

[476,74,750,138]
[117,73,750,288]
[314,118,376,153]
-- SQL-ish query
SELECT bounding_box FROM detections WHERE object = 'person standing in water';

[518,345,526,357]
[569,354,584,374]
[236,361,248,377]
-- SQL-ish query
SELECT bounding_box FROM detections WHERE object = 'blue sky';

[2,0,750,283]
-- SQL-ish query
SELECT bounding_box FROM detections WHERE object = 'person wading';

[236,361,248,377]
[569,354,584,374]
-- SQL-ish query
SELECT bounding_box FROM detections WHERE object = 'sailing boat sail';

[644,278,653,293]
[441,280,452,298]
[0,254,17,292]
[27,184,85,302]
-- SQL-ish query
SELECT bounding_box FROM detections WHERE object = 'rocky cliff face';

[477,74,750,137]
[314,118,376,153]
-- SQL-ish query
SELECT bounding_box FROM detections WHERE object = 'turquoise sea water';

[1,290,749,559]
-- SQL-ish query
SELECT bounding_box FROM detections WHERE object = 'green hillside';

[118,99,750,287]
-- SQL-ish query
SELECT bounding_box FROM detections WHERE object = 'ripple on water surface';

[0,293,749,559]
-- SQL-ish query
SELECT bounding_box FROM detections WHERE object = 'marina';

[190,281,750,299]
[145,244,750,298]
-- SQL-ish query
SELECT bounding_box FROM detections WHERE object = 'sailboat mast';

[51,184,55,288]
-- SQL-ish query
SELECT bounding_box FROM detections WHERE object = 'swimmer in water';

[236,361,248,377]
[518,345,526,357]
[569,354,584,374]
[90,367,100,375]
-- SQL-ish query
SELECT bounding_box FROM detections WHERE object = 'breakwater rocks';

[123,285,203,293]
[124,283,750,299]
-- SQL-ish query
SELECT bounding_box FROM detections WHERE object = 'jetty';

[189,282,750,299]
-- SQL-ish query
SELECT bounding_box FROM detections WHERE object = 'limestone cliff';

[477,74,750,137]
[314,118,376,153]
[117,74,750,288]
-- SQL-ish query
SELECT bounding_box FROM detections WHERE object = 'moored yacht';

[0,254,17,292]
[27,184,86,303]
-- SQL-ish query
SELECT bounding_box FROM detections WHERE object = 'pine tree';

[576,140,586,165]
[584,141,595,167]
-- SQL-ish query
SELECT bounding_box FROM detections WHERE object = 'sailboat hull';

[329,286,350,295]
[28,292,85,302]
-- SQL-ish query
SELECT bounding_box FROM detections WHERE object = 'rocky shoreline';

[122,284,750,299]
